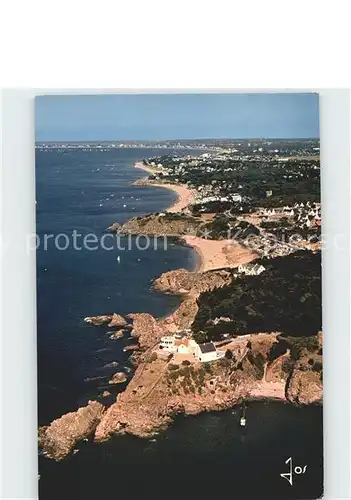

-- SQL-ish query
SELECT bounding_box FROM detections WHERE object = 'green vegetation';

[166,363,208,395]
[168,363,179,371]
[192,251,321,340]
[225,349,234,360]
[313,361,322,373]
[247,351,265,379]
[281,335,320,360]
[148,352,158,363]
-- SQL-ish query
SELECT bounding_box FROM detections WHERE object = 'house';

[232,193,242,203]
[174,335,197,354]
[237,263,266,276]
[159,336,177,353]
[194,342,218,362]
[159,333,197,355]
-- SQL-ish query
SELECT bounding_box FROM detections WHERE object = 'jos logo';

[280,457,307,486]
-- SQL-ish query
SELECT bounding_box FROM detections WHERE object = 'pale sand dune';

[184,235,259,272]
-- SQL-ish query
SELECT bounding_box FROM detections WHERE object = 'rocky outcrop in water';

[109,329,125,340]
[39,401,105,461]
[84,313,127,327]
[123,344,140,352]
[109,372,127,385]
[84,315,113,326]
[108,313,127,328]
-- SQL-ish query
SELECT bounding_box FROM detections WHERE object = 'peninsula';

[39,140,322,461]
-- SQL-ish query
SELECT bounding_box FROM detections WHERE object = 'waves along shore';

[38,159,322,461]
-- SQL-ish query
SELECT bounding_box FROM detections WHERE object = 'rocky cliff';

[40,270,322,459]
[153,268,234,296]
[39,328,322,458]
[39,401,105,461]
[108,213,202,237]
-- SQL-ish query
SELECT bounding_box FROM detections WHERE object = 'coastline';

[39,155,322,460]
[134,161,196,213]
[183,235,259,273]
[134,161,258,273]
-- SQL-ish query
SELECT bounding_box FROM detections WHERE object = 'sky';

[35,93,319,141]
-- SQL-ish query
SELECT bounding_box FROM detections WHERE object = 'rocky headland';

[108,212,202,237]
[39,162,322,461]
[40,272,323,460]
[93,330,322,443]
[39,401,105,461]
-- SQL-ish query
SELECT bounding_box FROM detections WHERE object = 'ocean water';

[36,147,199,423]
[37,147,323,500]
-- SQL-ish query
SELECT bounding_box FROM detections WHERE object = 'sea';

[36,147,323,500]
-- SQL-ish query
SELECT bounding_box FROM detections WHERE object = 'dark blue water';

[37,148,323,500]
[36,148,198,422]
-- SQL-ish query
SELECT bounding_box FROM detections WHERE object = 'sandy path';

[247,380,286,400]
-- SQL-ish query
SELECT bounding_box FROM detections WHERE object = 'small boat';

[240,403,247,427]
[117,255,121,263]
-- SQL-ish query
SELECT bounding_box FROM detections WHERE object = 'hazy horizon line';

[35,137,320,143]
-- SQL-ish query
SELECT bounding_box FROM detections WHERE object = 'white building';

[159,334,197,355]
[194,342,220,362]
[232,193,242,203]
[159,336,177,353]
[237,263,266,276]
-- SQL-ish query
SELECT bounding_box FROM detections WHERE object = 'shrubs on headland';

[225,349,233,359]
[312,360,322,373]
[148,352,158,363]
[192,251,321,341]
[247,351,265,379]
[168,363,179,371]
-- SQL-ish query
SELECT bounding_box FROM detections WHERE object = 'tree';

[192,330,208,344]
[225,349,233,360]
[312,360,322,373]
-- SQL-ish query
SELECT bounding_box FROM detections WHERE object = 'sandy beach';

[134,161,158,175]
[134,161,196,212]
[184,235,259,272]
[135,161,258,272]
